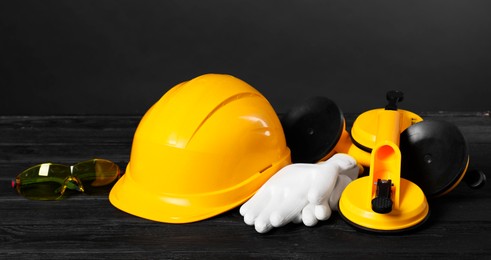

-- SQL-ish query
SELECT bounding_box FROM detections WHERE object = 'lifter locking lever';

[371,179,393,214]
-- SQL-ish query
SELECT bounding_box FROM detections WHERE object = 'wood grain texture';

[1,113,490,259]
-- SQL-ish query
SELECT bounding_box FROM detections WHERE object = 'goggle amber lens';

[72,159,120,194]
[15,159,121,200]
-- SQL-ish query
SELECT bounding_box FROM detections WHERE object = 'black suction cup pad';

[400,120,469,197]
[281,96,344,163]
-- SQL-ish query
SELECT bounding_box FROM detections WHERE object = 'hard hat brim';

[109,167,236,223]
[109,152,290,223]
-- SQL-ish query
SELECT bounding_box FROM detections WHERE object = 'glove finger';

[240,185,270,216]
[331,153,360,180]
[254,218,273,233]
[302,204,319,227]
[241,190,272,226]
[292,213,302,224]
[314,200,332,221]
[253,192,284,233]
[329,175,352,211]
[307,168,338,204]
[270,197,308,228]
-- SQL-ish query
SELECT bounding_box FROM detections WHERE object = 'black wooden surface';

[1,112,490,259]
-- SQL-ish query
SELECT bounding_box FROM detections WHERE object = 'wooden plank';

[0,114,490,258]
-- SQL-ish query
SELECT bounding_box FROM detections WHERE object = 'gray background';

[1,0,490,115]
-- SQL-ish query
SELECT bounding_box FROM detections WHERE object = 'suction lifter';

[339,91,430,233]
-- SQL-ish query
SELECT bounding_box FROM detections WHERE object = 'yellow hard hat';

[109,74,291,223]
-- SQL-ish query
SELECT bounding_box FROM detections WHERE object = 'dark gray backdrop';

[1,0,490,115]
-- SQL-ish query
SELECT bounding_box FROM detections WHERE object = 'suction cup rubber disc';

[339,177,430,233]
[281,96,344,163]
[400,120,469,197]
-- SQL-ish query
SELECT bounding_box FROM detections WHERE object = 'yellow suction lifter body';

[339,91,430,232]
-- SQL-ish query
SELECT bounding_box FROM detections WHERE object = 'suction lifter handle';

[385,90,404,111]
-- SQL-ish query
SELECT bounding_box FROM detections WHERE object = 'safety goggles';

[13,159,121,200]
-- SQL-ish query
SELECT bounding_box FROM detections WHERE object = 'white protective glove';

[240,153,360,233]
